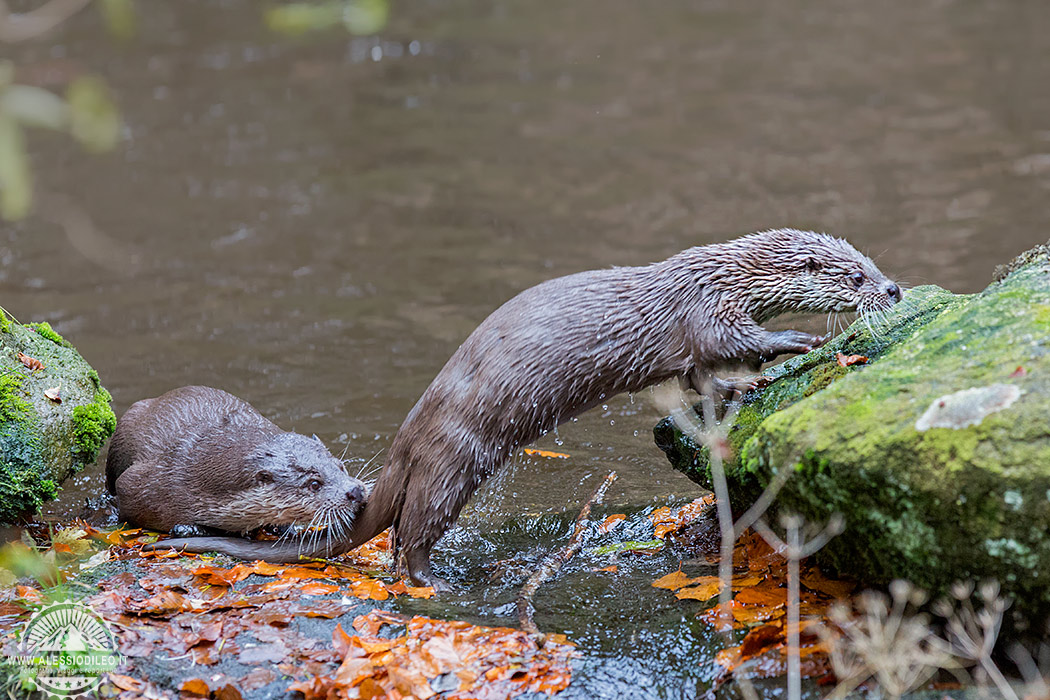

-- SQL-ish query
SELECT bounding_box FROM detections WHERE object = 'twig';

[517,471,617,641]
[0,0,93,43]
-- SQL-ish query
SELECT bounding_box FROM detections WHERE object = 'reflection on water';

[4,0,1050,695]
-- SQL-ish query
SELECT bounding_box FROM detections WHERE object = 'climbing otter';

[148,230,901,587]
[108,385,367,547]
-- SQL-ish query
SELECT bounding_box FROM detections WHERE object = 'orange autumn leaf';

[522,447,570,459]
[299,581,340,595]
[180,678,210,696]
[801,568,856,599]
[250,561,285,576]
[1009,366,1027,378]
[651,570,697,590]
[595,565,618,573]
[405,585,436,599]
[675,577,723,601]
[15,586,41,602]
[192,564,252,587]
[735,585,787,608]
[350,579,390,601]
[599,514,626,533]
[105,674,143,692]
[51,543,73,554]
[278,566,332,581]
[17,352,43,371]
[731,574,765,590]
[836,352,869,367]
[739,622,784,658]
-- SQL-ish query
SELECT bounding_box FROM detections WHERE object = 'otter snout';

[346,483,366,505]
[884,282,902,303]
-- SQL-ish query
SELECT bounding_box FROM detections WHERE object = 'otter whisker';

[355,449,385,479]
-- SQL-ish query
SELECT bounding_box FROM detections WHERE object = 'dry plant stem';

[753,515,843,700]
[0,0,92,42]
[517,471,618,639]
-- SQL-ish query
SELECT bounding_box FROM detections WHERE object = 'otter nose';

[347,485,365,503]
[885,282,901,302]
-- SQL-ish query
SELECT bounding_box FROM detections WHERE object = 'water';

[3,0,1050,696]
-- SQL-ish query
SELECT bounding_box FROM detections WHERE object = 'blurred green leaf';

[265,2,344,35]
[66,75,120,153]
[0,112,32,221]
[1,85,69,131]
[343,0,388,35]
[100,0,137,40]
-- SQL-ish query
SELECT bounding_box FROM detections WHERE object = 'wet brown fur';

[147,230,900,586]
[108,385,366,541]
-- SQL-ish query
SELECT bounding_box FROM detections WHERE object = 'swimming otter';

[148,230,900,587]
[108,385,366,546]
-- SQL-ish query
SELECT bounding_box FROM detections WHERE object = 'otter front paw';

[764,330,827,357]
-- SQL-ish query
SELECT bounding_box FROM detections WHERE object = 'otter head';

[735,229,901,321]
[226,432,368,539]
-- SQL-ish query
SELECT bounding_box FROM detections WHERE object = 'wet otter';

[108,385,367,546]
[149,230,900,587]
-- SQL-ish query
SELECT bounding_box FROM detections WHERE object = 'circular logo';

[11,601,123,698]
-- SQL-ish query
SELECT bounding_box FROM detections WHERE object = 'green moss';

[70,388,116,462]
[0,373,29,423]
[27,322,73,348]
[802,362,848,397]
[0,311,10,334]
[655,248,1050,623]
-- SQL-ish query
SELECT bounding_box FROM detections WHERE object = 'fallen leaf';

[180,678,210,696]
[675,577,723,601]
[522,448,570,459]
[17,352,43,370]
[44,386,61,403]
[652,570,697,590]
[1009,366,1027,378]
[299,581,340,596]
[836,352,868,367]
[106,674,143,691]
[801,568,856,599]
[735,585,787,608]
[594,565,618,573]
[598,514,626,533]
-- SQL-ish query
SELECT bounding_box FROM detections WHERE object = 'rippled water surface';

[4,0,1050,696]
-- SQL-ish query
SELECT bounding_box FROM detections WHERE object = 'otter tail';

[141,458,408,563]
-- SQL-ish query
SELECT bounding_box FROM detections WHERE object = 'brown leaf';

[675,578,724,601]
[106,674,144,692]
[836,352,869,367]
[17,352,43,371]
[213,684,244,700]
[801,568,856,599]
[651,570,696,590]
[1009,366,1027,378]
[735,585,787,608]
[179,678,210,697]
[739,622,784,658]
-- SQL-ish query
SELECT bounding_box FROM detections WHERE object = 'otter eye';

[257,471,274,484]
[308,479,323,492]
[848,271,865,287]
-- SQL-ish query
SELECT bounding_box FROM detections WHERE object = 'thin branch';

[517,471,617,642]
[0,0,93,43]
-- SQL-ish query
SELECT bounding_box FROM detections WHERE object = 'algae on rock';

[0,314,115,522]
[654,242,1050,626]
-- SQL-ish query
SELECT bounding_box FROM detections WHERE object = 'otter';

[108,385,367,546]
[148,230,901,587]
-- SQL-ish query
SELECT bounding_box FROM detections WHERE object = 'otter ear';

[804,257,822,272]
[256,470,274,484]
[312,434,325,445]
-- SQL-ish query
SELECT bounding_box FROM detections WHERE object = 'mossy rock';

[654,241,1050,626]
[0,314,116,523]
